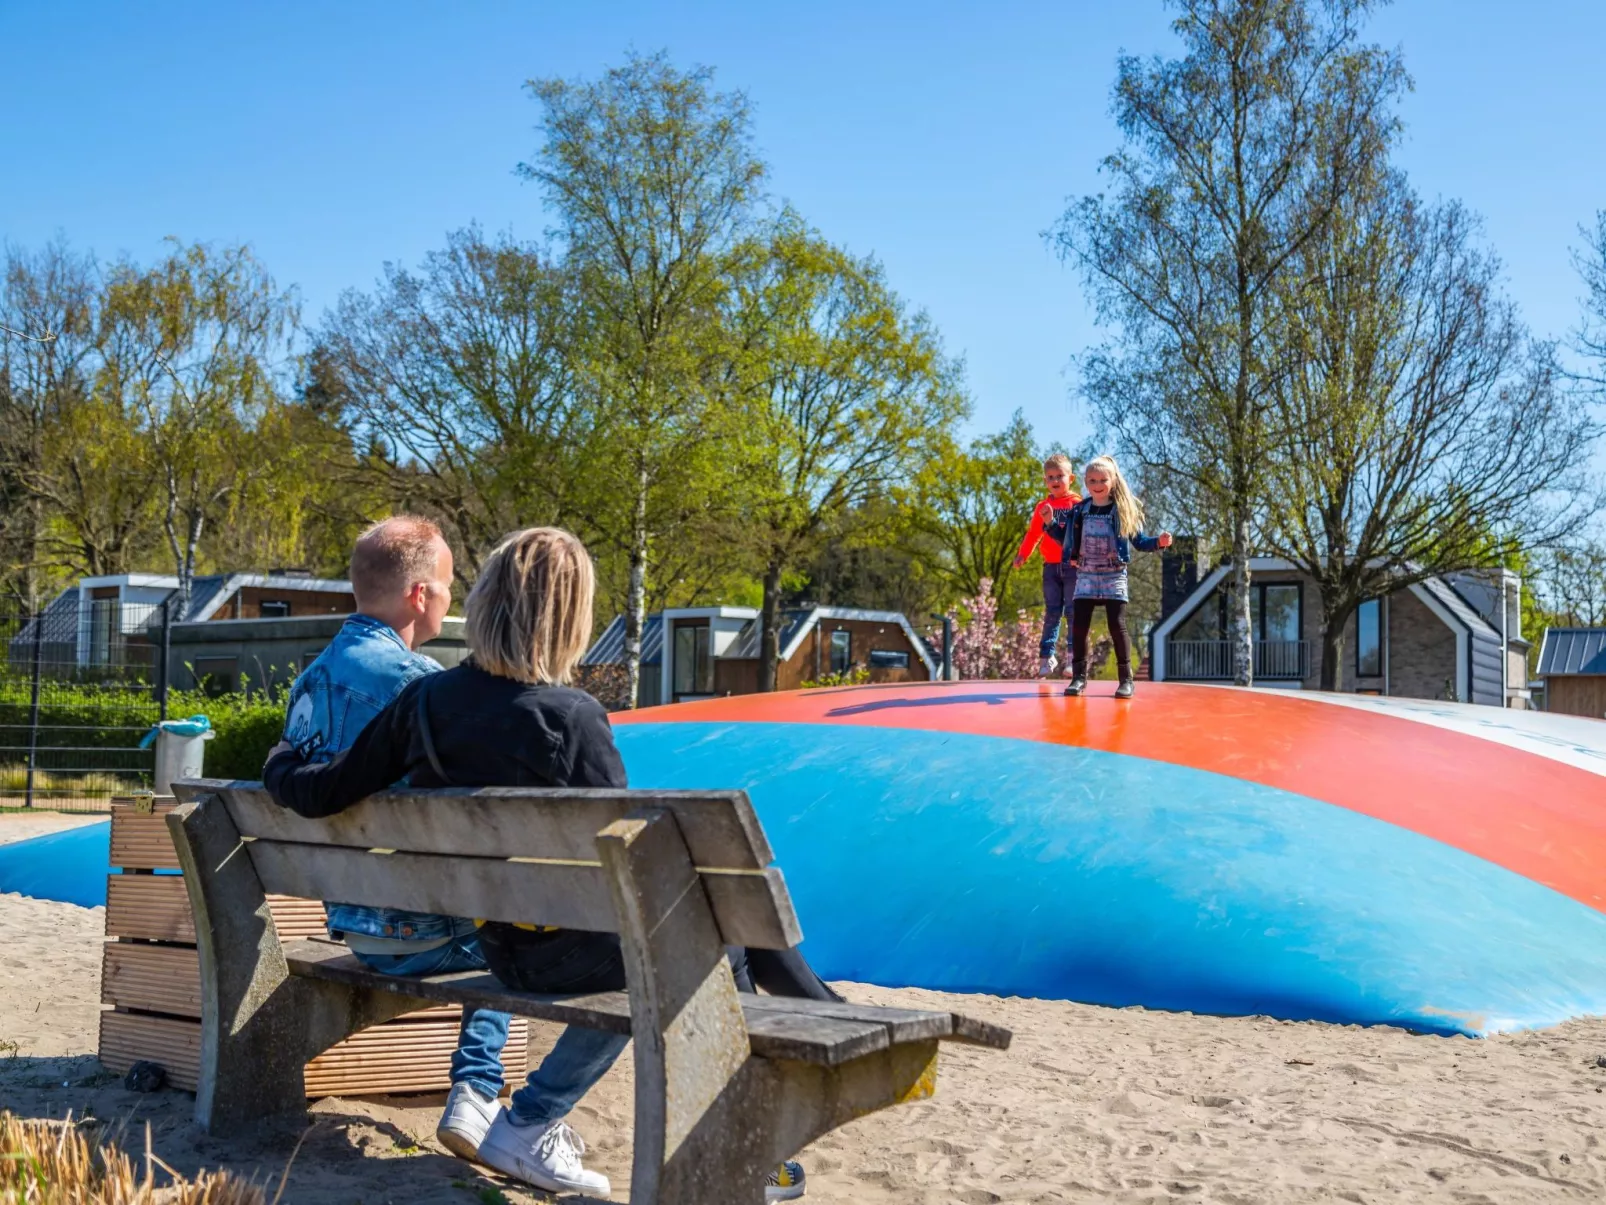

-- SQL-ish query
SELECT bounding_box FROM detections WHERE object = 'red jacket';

[1017,493,1082,564]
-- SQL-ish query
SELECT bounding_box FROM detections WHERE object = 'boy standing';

[1013,453,1081,677]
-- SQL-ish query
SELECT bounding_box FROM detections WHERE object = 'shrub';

[168,688,288,780]
[800,666,872,689]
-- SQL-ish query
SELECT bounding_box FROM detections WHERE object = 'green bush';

[167,688,287,780]
[0,676,288,783]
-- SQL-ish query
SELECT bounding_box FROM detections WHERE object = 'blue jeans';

[1039,561,1077,657]
[353,932,511,1099]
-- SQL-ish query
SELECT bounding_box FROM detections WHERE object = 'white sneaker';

[1037,655,1057,678]
[436,1082,500,1161]
[476,1112,611,1196]
[768,1160,807,1199]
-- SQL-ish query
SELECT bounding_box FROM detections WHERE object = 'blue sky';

[2,1,1602,447]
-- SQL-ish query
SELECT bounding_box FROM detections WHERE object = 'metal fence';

[0,593,173,812]
[1167,639,1311,682]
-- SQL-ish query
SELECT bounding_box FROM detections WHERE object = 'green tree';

[903,412,1048,609]
[1052,0,1405,685]
[0,240,107,600]
[1265,164,1599,690]
[724,223,967,689]
[99,241,300,614]
[316,227,579,578]
[523,51,764,705]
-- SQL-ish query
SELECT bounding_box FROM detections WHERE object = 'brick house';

[582,605,938,707]
[1149,555,1528,706]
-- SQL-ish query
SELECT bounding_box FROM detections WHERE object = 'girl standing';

[1037,455,1172,698]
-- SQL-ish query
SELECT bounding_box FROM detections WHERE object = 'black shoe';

[1115,678,1134,699]
[1064,675,1087,696]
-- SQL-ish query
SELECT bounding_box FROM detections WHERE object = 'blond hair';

[464,527,595,686]
[350,515,445,608]
[1084,455,1145,539]
[1043,452,1073,475]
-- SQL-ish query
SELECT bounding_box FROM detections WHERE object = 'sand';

[3,892,1605,1203]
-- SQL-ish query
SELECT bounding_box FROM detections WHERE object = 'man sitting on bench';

[280,516,516,1165]
[267,526,829,1200]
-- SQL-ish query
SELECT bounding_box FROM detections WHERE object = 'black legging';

[1070,597,1132,679]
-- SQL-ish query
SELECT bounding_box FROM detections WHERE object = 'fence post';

[24,601,44,809]
[157,596,172,720]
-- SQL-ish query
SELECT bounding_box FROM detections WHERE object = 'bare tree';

[317,227,579,578]
[1576,209,1606,391]
[1265,167,1600,689]
[1052,0,1405,685]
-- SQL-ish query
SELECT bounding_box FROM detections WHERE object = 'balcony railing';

[1166,639,1310,681]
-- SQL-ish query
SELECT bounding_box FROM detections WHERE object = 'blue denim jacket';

[282,614,455,944]
[1044,500,1162,565]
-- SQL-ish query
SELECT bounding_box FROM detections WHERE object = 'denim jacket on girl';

[1042,498,1162,565]
[282,614,459,945]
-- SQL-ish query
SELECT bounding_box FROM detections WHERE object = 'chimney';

[1160,538,1200,622]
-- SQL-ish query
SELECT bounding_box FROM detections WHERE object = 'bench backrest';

[170,779,803,949]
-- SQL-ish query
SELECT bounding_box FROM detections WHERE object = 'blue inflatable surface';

[0,821,113,908]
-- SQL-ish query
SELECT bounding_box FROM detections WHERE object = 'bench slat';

[249,841,803,950]
[740,994,1012,1051]
[283,940,895,1066]
[175,781,773,870]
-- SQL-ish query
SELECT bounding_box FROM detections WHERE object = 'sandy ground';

[4,892,1606,1204]
[0,810,105,845]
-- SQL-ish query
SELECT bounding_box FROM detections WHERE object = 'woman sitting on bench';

[264,526,824,1202]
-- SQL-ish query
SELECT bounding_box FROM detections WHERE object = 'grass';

[0,1112,270,1204]
[0,764,145,796]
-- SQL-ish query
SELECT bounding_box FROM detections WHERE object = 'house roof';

[581,605,940,677]
[183,573,353,621]
[581,613,665,667]
[1538,628,1606,677]
[723,606,940,676]
[723,610,814,660]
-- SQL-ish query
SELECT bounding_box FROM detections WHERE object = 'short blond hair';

[1043,452,1073,475]
[464,528,595,686]
[351,515,445,608]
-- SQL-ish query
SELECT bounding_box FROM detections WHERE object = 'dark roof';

[1538,628,1606,677]
[723,610,813,660]
[581,613,665,667]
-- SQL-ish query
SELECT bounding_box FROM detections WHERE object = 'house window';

[868,649,909,669]
[192,656,238,697]
[1356,598,1382,678]
[829,630,851,674]
[259,600,291,618]
[1256,584,1301,644]
[672,624,711,697]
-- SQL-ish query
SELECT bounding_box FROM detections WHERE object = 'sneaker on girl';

[435,1082,500,1161]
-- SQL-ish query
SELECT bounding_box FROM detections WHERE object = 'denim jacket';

[282,614,454,944]
[1043,499,1162,565]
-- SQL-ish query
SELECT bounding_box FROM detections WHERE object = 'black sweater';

[263,661,626,818]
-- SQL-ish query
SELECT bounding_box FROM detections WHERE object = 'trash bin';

[140,716,215,794]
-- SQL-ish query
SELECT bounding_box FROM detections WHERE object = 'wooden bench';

[168,778,1010,1204]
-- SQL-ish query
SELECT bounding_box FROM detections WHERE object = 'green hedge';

[167,688,287,780]
[0,677,287,781]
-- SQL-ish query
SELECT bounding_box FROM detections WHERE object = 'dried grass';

[0,1113,266,1205]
